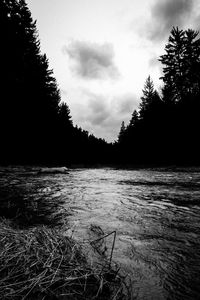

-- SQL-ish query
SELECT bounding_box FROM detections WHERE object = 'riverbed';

[0,166,200,299]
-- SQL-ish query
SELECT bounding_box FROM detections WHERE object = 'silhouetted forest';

[117,27,200,166]
[1,0,200,166]
[0,0,111,166]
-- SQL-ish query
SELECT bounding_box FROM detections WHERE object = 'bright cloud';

[64,41,120,80]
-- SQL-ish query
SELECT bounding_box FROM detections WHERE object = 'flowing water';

[0,166,200,299]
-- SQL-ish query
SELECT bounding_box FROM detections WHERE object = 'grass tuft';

[0,218,126,299]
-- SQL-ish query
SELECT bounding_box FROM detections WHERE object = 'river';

[0,166,200,299]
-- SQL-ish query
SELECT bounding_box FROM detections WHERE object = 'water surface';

[0,166,200,299]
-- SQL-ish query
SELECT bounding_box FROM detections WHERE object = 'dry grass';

[0,219,126,300]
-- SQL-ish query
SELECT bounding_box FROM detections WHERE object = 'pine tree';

[184,29,200,96]
[159,27,200,103]
[0,0,67,163]
[139,76,158,120]
[129,110,139,128]
[118,121,126,144]
[58,103,73,128]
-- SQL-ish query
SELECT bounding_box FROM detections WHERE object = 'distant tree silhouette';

[0,0,112,166]
[0,0,62,163]
[129,110,139,128]
[118,121,126,144]
[183,29,200,95]
[116,27,200,166]
[116,76,164,164]
[159,27,200,164]
[2,3,200,168]
[159,27,200,103]
[58,103,73,127]
[139,76,155,119]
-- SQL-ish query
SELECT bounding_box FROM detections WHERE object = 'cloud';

[64,41,120,80]
[194,14,200,32]
[71,90,139,142]
[87,94,110,126]
[60,89,68,96]
[116,94,137,115]
[147,0,196,42]
[149,55,159,68]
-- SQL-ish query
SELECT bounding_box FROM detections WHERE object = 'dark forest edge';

[1,0,200,167]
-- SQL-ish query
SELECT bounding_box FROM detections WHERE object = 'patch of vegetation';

[0,218,127,299]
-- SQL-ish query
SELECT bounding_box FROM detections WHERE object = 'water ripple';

[0,166,200,299]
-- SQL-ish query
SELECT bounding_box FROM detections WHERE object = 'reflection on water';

[0,166,200,299]
[0,166,68,227]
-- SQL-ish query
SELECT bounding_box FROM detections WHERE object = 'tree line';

[1,0,200,166]
[117,27,200,166]
[0,0,111,166]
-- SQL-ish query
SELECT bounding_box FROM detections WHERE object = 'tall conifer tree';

[0,0,64,162]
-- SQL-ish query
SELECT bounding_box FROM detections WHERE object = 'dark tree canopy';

[0,0,61,162]
[159,27,200,103]
[118,121,126,144]
[116,27,200,166]
[0,0,112,166]
[1,3,200,168]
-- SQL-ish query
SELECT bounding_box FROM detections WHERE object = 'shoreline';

[0,218,128,300]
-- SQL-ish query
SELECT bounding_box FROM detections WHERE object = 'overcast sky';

[26,0,200,142]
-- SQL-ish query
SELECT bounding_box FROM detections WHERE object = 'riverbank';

[0,218,127,300]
